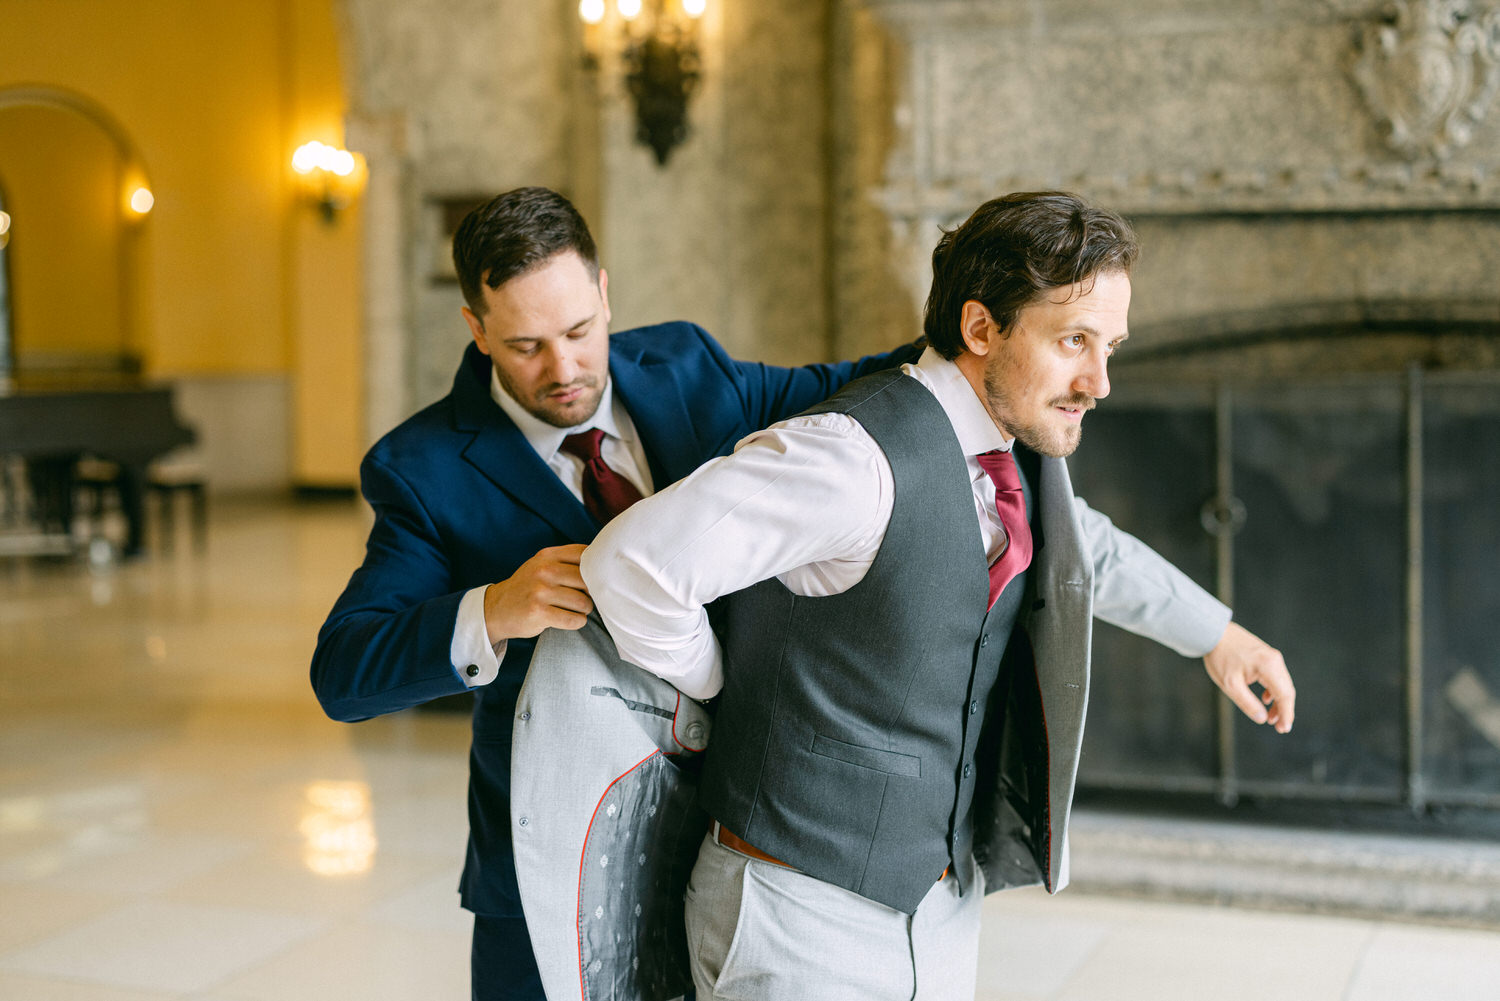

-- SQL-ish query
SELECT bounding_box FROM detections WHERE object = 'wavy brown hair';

[922,191,1139,359]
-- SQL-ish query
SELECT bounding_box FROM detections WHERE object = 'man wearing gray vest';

[580,191,1296,1000]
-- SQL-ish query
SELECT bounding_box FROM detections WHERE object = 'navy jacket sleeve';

[311,451,473,722]
[699,327,923,430]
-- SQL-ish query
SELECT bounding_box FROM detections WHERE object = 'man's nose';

[545,343,581,384]
[1075,351,1110,400]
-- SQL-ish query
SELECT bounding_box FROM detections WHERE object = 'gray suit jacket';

[511,453,1228,999]
[511,618,710,1001]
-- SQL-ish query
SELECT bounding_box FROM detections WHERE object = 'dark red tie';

[560,428,644,524]
[976,449,1033,609]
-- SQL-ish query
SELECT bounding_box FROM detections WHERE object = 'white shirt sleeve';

[450,585,505,687]
[580,413,894,700]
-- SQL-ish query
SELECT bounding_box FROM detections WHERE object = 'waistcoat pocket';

[810,733,921,777]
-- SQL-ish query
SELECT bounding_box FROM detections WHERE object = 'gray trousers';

[684,832,984,1001]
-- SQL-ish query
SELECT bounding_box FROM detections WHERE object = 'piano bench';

[147,464,208,553]
[72,457,208,554]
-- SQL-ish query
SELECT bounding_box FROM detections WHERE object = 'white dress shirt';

[581,347,1017,700]
[449,369,654,687]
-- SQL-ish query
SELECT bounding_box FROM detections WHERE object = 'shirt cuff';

[451,586,504,687]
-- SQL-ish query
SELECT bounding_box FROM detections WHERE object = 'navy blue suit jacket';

[311,321,918,915]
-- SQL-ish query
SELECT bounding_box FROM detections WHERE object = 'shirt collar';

[909,347,1012,457]
[489,365,628,463]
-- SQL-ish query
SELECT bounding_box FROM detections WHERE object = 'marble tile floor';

[2,497,1498,1000]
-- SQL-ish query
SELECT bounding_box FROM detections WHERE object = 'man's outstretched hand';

[1203,621,1296,734]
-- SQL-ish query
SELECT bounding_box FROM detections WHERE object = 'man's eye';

[1066,335,1085,349]
[513,343,539,356]
[1106,340,1123,356]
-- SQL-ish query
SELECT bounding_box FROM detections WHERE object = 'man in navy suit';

[310,186,916,1000]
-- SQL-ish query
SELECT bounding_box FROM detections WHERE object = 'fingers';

[1252,652,1296,734]
[1204,622,1296,734]
[484,547,597,641]
[1223,677,1271,727]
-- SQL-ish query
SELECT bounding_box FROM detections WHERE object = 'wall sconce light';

[292,141,367,223]
[127,187,154,217]
[0,211,10,250]
[580,0,706,166]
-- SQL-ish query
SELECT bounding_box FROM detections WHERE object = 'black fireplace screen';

[1069,368,1500,812]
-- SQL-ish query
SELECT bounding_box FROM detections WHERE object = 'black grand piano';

[0,379,196,556]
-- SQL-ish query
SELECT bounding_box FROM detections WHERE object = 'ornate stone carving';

[1352,0,1500,160]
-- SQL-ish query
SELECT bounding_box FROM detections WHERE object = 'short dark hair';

[921,191,1139,359]
[452,186,600,318]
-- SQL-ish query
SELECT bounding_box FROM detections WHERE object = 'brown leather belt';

[713,821,792,867]
[711,821,949,882]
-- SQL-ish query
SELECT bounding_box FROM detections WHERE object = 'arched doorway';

[0,86,152,378]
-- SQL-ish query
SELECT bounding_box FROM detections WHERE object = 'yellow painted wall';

[0,0,364,485]
[286,0,365,487]
[0,105,126,362]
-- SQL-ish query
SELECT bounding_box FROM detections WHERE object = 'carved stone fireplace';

[869,0,1500,816]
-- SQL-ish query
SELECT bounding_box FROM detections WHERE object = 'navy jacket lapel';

[609,346,703,488]
[451,344,598,541]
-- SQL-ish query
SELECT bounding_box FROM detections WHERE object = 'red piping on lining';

[575,749,664,1001]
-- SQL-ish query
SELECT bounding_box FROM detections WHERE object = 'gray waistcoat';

[699,370,1032,914]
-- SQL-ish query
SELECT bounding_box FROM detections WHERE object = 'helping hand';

[483,544,592,644]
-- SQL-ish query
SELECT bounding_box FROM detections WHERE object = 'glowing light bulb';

[129,188,154,214]
[0,211,10,236]
[683,0,706,16]
[293,141,324,174]
[618,0,642,20]
[579,0,605,24]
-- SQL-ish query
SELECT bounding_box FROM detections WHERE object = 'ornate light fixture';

[580,0,706,166]
[291,141,367,222]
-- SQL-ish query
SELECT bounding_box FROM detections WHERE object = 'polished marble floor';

[2,498,1498,1000]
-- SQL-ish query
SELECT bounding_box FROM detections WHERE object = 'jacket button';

[969,700,979,715]
[464,663,480,678]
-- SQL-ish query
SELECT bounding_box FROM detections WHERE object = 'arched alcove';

[0,85,151,378]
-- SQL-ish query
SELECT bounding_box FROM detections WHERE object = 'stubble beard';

[498,367,605,429]
[982,363,1089,459]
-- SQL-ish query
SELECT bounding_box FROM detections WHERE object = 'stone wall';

[336,0,1500,428]
[867,0,1500,359]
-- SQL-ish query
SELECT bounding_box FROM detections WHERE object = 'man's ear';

[462,306,491,356]
[959,300,999,358]
[597,268,612,328]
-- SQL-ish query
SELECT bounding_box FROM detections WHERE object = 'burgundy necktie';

[560,428,644,524]
[976,449,1033,609]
